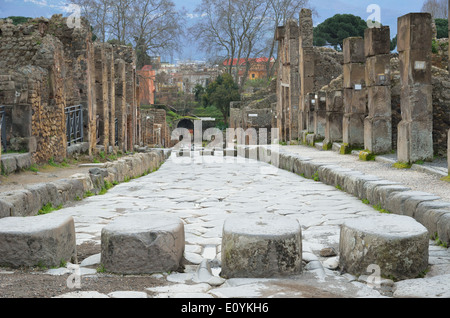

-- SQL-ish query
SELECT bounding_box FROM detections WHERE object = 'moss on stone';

[359,150,375,161]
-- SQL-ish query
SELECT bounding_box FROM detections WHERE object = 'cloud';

[24,0,48,6]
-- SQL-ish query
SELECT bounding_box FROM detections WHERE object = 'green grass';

[312,171,320,182]
[83,190,95,198]
[37,203,63,215]
[373,204,391,214]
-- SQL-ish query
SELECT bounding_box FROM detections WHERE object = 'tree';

[69,0,184,68]
[264,0,313,79]
[189,0,271,88]
[193,84,205,102]
[421,0,448,19]
[390,35,397,52]
[313,14,367,50]
[435,18,449,38]
[204,73,240,124]
[5,16,32,25]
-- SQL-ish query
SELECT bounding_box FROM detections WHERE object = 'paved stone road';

[42,153,450,298]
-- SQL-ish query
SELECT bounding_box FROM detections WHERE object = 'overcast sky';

[0,0,427,60]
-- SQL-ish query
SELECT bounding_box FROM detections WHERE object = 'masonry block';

[343,37,365,64]
[326,90,344,112]
[325,112,343,143]
[342,113,365,147]
[364,117,392,154]
[397,13,432,53]
[399,49,432,86]
[343,63,366,89]
[343,88,367,114]
[364,26,391,57]
[397,120,434,163]
[367,86,392,118]
[365,54,391,86]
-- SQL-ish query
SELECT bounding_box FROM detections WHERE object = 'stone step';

[0,213,77,268]
[220,215,302,278]
[100,213,185,274]
[339,214,429,280]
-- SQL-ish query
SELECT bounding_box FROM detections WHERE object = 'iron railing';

[65,105,84,146]
[0,106,6,152]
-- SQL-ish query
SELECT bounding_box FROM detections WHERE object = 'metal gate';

[65,105,84,146]
[0,106,6,152]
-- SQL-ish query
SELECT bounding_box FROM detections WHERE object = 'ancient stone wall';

[0,15,147,166]
[274,10,448,162]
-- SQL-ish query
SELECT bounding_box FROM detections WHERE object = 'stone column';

[448,129,450,175]
[323,89,344,150]
[364,26,392,154]
[299,8,314,139]
[115,59,127,153]
[275,26,284,141]
[94,43,110,151]
[287,20,300,142]
[342,37,366,149]
[313,90,326,139]
[397,13,433,163]
[106,46,115,153]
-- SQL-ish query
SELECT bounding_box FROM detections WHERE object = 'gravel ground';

[280,145,450,203]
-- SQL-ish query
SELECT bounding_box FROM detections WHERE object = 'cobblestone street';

[3,152,446,299]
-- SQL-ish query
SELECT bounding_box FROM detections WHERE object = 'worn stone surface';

[101,213,185,274]
[339,215,429,280]
[221,215,302,278]
[0,213,77,268]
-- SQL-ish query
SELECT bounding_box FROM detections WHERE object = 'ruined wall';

[0,18,68,163]
[140,108,168,147]
[0,15,146,165]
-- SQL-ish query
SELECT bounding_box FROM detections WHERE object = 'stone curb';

[0,149,171,219]
[236,145,450,245]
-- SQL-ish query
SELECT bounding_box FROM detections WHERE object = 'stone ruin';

[233,10,449,169]
[0,15,170,173]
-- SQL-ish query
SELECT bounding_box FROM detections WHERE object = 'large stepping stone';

[221,215,302,278]
[101,213,185,274]
[339,214,429,280]
[0,213,77,268]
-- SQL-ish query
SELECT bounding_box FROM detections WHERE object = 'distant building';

[222,57,276,84]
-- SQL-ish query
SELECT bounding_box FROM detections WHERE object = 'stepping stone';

[221,215,302,278]
[0,213,77,268]
[339,214,429,280]
[101,213,185,274]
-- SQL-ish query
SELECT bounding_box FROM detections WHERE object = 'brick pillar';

[323,89,344,149]
[107,46,115,153]
[287,19,300,142]
[364,26,392,154]
[299,8,314,138]
[275,26,285,142]
[313,90,326,139]
[342,37,366,148]
[115,59,127,153]
[397,13,433,163]
[94,43,110,151]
